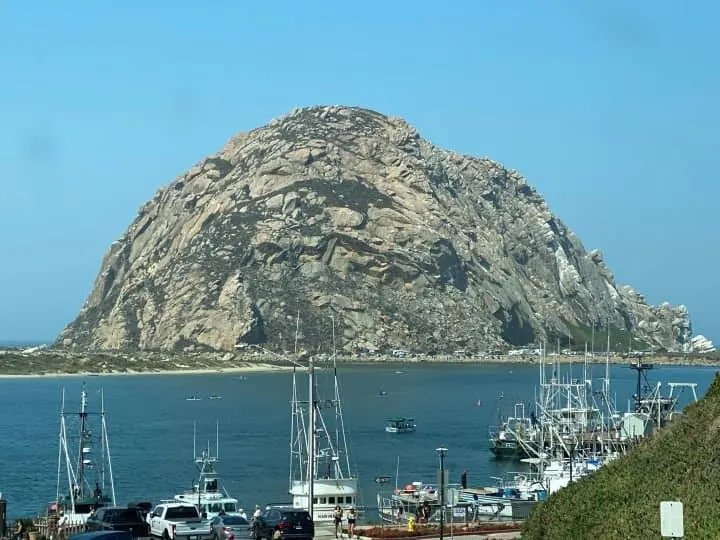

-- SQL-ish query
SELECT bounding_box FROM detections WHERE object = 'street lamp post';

[375,476,391,535]
[436,447,448,540]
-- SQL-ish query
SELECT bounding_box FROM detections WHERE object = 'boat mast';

[290,310,301,491]
[294,310,300,356]
[332,315,339,460]
[307,356,316,519]
[77,383,89,498]
[290,366,300,490]
[604,322,611,397]
[394,456,400,491]
[56,389,65,505]
[101,388,117,504]
[59,390,77,510]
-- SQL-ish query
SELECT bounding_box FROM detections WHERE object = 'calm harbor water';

[0,362,716,518]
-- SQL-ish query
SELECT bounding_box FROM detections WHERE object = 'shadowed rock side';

[57,106,692,353]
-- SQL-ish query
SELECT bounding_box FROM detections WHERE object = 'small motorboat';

[185,395,202,401]
[209,395,222,400]
[386,417,416,434]
[378,390,388,397]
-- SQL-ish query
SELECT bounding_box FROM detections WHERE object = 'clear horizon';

[1,1,718,343]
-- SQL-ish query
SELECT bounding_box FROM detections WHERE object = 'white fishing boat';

[287,317,361,523]
[54,383,117,526]
[385,417,416,434]
[172,422,241,519]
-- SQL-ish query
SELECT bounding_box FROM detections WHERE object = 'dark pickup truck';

[86,506,150,538]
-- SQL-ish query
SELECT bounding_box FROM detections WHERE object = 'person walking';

[347,507,357,539]
[333,505,344,538]
[13,520,24,540]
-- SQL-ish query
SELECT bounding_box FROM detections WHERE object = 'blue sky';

[0,1,717,342]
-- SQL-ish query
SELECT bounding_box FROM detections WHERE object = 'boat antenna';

[193,421,197,460]
[216,420,220,459]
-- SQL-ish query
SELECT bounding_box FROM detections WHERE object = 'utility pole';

[436,447,448,540]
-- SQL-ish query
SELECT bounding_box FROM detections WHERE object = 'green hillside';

[522,372,720,539]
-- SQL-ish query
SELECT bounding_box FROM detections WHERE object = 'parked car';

[86,506,149,537]
[147,502,212,540]
[252,508,313,540]
[209,515,252,540]
[70,531,133,540]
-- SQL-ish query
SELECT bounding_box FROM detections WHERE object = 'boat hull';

[488,439,530,460]
[385,427,416,434]
[290,478,360,523]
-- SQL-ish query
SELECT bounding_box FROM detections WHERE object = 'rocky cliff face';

[57,106,693,353]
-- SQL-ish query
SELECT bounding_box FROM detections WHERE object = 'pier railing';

[33,516,85,540]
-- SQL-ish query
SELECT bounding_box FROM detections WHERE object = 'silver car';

[210,515,253,540]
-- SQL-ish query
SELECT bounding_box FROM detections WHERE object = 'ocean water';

[0,362,715,518]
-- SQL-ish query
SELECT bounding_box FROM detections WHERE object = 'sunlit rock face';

[57,106,695,353]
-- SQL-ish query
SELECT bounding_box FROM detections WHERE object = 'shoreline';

[0,362,295,379]
[0,351,718,378]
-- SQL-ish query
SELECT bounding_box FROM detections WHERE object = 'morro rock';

[58,106,693,353]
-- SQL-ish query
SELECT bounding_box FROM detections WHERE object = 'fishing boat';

[49,384,117,526]
[172,422,241,518]
[378,481,439,523]
[287,317,361,523]
[460,474,543,521]
[488,403,538,459]
[186,395,202,401]
[385,418,416,434]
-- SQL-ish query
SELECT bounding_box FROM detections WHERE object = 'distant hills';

[0,340,49,349]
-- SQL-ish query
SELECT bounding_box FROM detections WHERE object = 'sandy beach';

[0,362,296,379]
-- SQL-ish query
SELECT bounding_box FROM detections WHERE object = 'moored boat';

[286,317,361,523]
[36,383,117,533]
[172,423,241,519]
